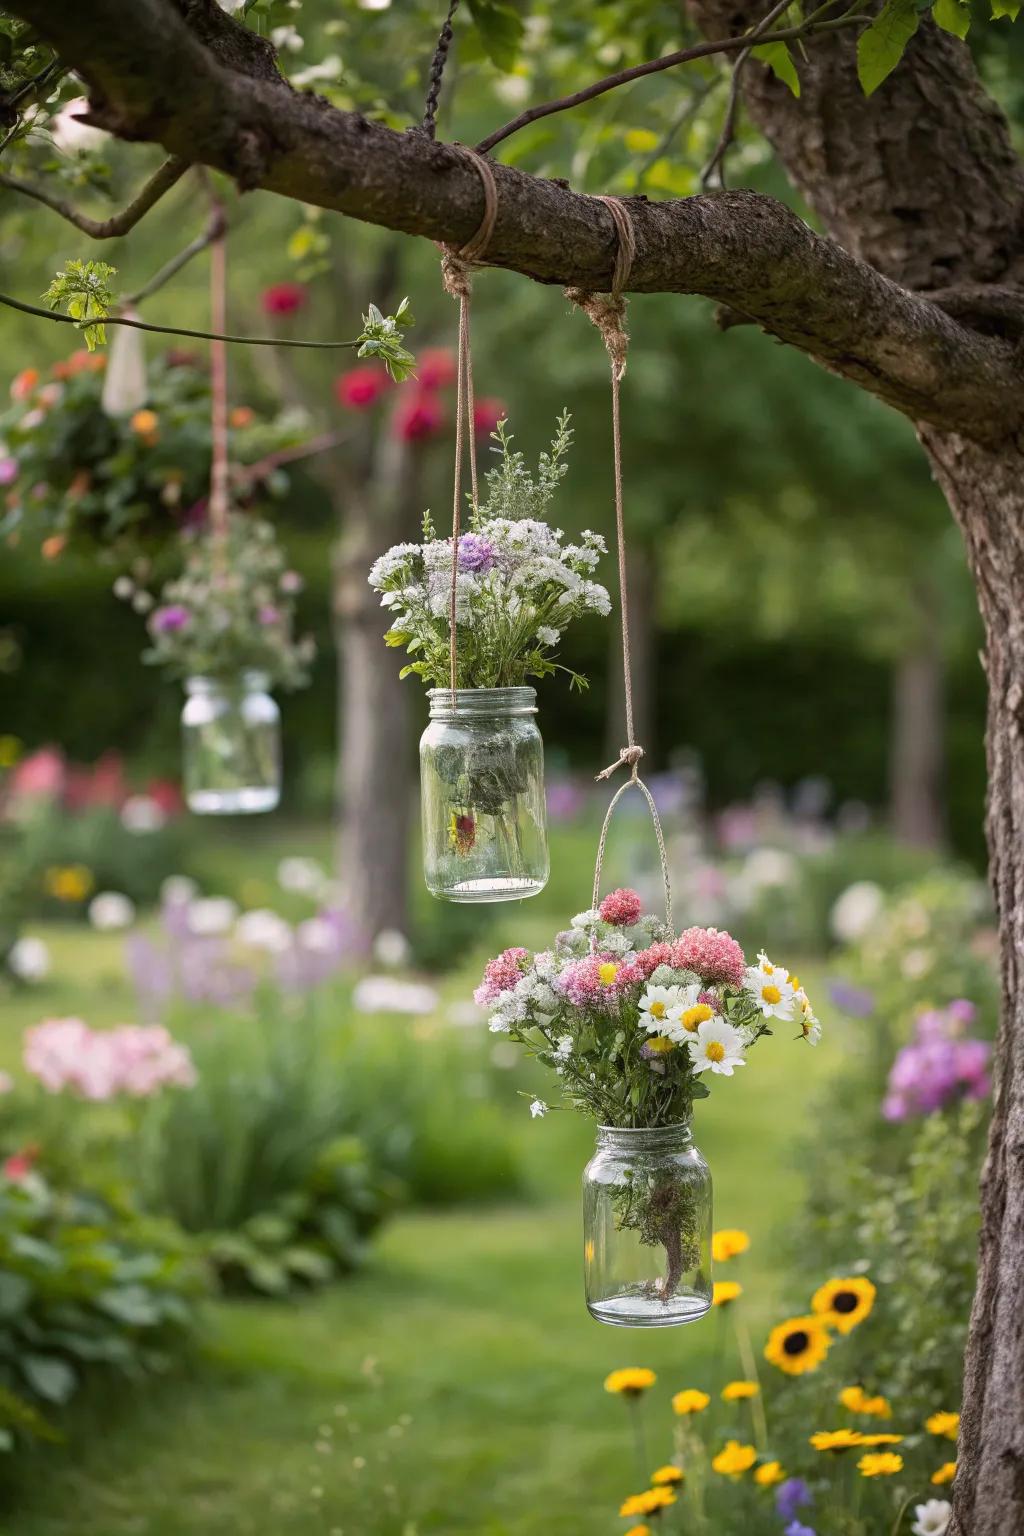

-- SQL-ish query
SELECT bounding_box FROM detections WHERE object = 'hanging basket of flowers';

[370,413,610,900]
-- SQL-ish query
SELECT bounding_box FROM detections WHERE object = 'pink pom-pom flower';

[598,888,643,927]
[671,927,746,987]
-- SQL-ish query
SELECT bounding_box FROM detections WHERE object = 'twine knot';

[441,249,474,300]
[564,287,629,379]
[595,743,645,782]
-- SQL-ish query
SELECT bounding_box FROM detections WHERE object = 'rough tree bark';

[6,1,1024,1528]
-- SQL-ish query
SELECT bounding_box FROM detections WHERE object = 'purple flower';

[776,1479,811,1522]
[828,980,876,1017]
[279,570,304,594]
[0,457,18,486]
[784,1524,816,1536]
[882,1001,992,1119]
[457,533,496,574]
[151,604,190,634]
[258,604,281,626]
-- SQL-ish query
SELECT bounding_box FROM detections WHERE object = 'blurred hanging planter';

[369,413,611,901]
[475,888,822,1324]
[119,513,313,814]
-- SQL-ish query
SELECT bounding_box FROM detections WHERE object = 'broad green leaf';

[857,0,920,95]
[753,42,801,96]
[991,0,1020,16]
[933,0,971,38]
[624,127,659,153]
[466,0,524,72]
[20,1354,76,1405]
[0,1272,31,1320]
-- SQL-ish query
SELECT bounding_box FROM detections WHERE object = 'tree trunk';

[888,591,946,850]
[604,542,656,764]
[334,431,420,949]
[915,433,1024,1535]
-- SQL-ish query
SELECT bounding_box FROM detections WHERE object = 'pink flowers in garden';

[474,947,530,1006]
[23,1018,196,1100]
[333,343,506,445]
[334,363,392,410]
[261,282,307,316]
[883,1000,990,1121]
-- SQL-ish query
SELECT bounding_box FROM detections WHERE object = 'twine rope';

[569,196,674,933]
[440,145,498,701]
[208,220,230,562]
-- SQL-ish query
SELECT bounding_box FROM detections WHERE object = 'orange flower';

[229,405,255,428]
[713,1281,742,1307]
[11,368,39,401]
[41,535,66,561]
[68,470,91,498]
[130,409,159,438]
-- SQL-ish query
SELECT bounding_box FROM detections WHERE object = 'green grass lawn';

[0,917,844,1534]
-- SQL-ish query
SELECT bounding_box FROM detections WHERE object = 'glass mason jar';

[181,673,281,815]
[583,1122,713,1327]
[420,686,548,902]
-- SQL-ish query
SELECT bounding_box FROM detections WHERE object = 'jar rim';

[186,671,271,693]
[427,685,537,719]
[596,1121,693,1148]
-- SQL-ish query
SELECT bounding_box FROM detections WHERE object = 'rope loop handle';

[591,772,673,937]
[441,144,498,702]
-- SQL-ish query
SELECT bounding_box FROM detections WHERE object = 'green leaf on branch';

[466,0,524,71]
[990,0,1020,16]
[41,258,117,351]
[753,41,801,96]
[357,296,416,382]
[933,0,971,37]
[857,0,920,95]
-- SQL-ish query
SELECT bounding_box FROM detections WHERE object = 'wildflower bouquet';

[368,413,610,691]
[118,513,314,690]
[476,891,819,1316]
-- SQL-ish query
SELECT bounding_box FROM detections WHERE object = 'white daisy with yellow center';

[744,951,796,1020]
[687,1016,746,1076]
[639,985,685,1037]
[796,987,822,1045]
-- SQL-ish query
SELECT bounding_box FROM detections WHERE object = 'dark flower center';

[782,1330,810,1356]
[833,1291,859,1314]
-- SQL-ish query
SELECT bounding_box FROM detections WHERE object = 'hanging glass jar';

[181,672,281,815]
[583,1122,712,1327]
[420,686,548,901]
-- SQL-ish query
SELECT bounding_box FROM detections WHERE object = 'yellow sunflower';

[839,1385,892,1419]
[605,1368,656,1397]
[932,1461,957,1486]
[754,1461,785,1487]
[858,1452,903,1478]
[722,1380,759,1402]
[810,1429,865,1454]
[651,1465,685,1487]
[811,1276,876,1333]
[712,1228,751,1263]
[711,1441,757,1478]
[672,1389,710,1416]
[764,1315,831,1376]
[713,1280,742,1307]
[619,1488,677,1517]
[925,1411,960,1441]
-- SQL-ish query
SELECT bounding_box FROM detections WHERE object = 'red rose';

[334,364,392,410]
[261,283,307,317]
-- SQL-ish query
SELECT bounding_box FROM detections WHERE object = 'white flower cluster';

[743,950,821,1044]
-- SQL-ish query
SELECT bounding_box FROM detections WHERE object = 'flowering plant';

[477,892,820,1127]
[118,513,314,689]
[0,349,308,558]
[368,413,610,690]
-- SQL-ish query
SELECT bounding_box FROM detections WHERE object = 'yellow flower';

[619,1488,677,1517]
[925,1411,960,1441]
[712,1229,750,1263]
[598,961,619,986]
[711,1440,757,1478]
[858,1452,903,1478]
[43,864,94,903]
[605,1367,656,1397]
[680,1002,713,1032]
[624,127,659,153]
[932,1461,957,1486]
[810,1429,865,1454]
[722,1381,759,1402]
[754,1461,785,1487]
[0,734,22,768]
[811,1276,876,1333]
[713,1281,742,1307]
[651,1465,684,1487]
[646,1036,675,1053]
[130,408,159,437]
[672,1389,710,1416]
[839,1385,892,1419]
[858,1434,904,1447]
[624,1527,651,1536]
[764,1316,831,1376]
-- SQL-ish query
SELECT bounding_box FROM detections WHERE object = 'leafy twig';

[700,0,793,191]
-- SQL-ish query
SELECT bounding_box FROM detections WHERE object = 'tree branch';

[5,0,1022,445]
[0,154,187,236]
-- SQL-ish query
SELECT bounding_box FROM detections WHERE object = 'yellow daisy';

[712,1229,751,1263]
[651,1465,684,1487]
[858,1434,904,1447]
[672,1389,710,1416]
[839,1385,892,1419]
[605,1368,656,1397]
[624,1527,651,1536]
[811,1276,876,1334]
[713,1281,742,1307]
[764,1315,831,1376]
[810,1429,865,1454]
[754,1461,785,1487]
[722,1380,759,1402]
[925,1411,960,1441]
[619,1488,677,1517]
[932,1461,957,1486]
[711,1440,757,1478]
[858,1452,903,1478]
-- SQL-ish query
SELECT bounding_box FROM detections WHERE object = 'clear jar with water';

[181,673,280,815]
[583,1122,712,1327]
[420,686,548,902]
